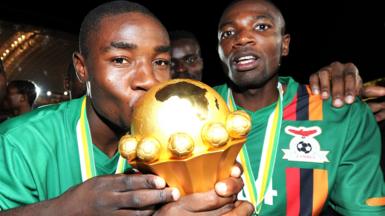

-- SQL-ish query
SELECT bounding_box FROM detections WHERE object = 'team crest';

[282,126,329,163]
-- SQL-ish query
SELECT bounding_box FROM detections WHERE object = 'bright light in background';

[63,91,68,96]
[46,91,52,96]
[35,85,41,98]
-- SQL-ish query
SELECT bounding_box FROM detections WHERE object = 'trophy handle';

[133,138,245,195]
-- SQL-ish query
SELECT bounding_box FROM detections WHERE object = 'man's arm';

[0,174,177,216]
[1,199,58,216]
[1,145,251,216]
[1,168,252,216]
[0,133,177,215]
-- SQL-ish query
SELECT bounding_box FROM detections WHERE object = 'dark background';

[0,0,383,86]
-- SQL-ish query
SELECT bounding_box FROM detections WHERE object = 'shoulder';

[319,90,373,122]
[284,78,375,124]
[0,98,83,146]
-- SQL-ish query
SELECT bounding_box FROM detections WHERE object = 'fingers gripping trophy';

[119,79,251,195]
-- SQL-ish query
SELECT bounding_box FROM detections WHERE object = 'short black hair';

[221,0,286,35]
[8,80,37,106]
[79,0,155,57]
[169,30,198,42]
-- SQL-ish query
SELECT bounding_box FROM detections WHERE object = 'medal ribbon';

[76,97,126,182]
[227,83,283,214]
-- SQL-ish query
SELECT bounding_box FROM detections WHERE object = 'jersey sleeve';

[329,102,385,215]
[0,134,40,210]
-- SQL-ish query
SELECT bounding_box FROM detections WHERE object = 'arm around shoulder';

[0,199,60,216]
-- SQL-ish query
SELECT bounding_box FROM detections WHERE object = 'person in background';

[169,30,203,81]
[5,80,37,117]
[214,0,385,214]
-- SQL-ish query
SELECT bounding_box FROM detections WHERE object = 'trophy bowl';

[119,79,251,195]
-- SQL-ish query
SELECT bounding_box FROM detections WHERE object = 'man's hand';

[362,86,385,122]
[154,176,254,216]
[54,174,179,216]
[309,61,385,122]
[223,200,255,216]
[309,61,361,107]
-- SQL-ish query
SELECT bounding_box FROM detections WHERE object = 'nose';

[131,61,157,91]
[173,61,187,73]
[171,61,188,79]
[234,30,255,47]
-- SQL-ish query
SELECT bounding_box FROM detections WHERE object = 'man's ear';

[73,52,88,83]
[20,94,27,103]
[281,34,291,56]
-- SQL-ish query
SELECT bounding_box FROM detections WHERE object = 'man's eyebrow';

[155,45,170,53]
[219,20,233,30]
[183,53,199,59]
[102,41,137,52]
[102,42,169,53]
[219,14,276,29]
[256,14,275,22]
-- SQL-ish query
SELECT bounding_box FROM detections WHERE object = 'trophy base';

[132,138,245,196]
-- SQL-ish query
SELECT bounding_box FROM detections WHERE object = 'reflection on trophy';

[119,79,251,195]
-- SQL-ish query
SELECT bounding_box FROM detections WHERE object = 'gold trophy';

[119,79,251,195]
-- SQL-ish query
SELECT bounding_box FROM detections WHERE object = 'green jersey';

[215,77,385,215]
[0,97,130,210]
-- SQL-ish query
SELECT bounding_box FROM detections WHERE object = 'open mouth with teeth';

[232,55,260,71]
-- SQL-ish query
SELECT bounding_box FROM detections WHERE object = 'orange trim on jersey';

[306,85,323,120]
[312,169,328,216]
[366,197,385,206]
[286,168,329,216]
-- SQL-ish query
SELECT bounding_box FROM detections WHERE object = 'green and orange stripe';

[286,168,328,216]
[284,85,323,121]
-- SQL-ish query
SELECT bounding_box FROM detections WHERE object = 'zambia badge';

[282,126,329,163]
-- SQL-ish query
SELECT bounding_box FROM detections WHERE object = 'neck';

[20,105,32,114]
[14,105,31,116]
[86,99,124,158]
[231,77,279,112]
